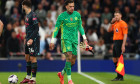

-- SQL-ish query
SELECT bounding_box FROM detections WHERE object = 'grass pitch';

[0,72,140,84]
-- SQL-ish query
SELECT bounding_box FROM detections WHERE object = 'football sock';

[66,62,72,81]
[117,73,123,78]
[67,75,72,81]
[31,62,37,77]
[31,77,36,81]
[114,62,117,68]
[61,67,66,76]
[26,75,31,79]
[114,62,123,78]
[26,62,31,76]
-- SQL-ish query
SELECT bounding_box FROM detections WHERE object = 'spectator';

[57,0,64,15]
[5,0,15,17]
[81,0,88,13]
[94,38,106,57]
[87,12,99,27]
[86,28,98,45]
[135,28,140,59]
[35,3,46,27]
[48,5,57,24]
[128,0,136,13]
[43,19,48,30]
[128,17,137,43]
[101,18,111,31]
[41,0,51,11]
[45,21,54,38]
[16,28,25,53]
[135,4,140,21]
[19,19,26,33]
[10,1,21,15]
[46,12,53,25]
[11,7,21,22]
[13,20,20,34]
[4,23,14,44]
[101,7,112,23]
[117,0,124,12]
[7,31,20,56]
[38,22,46,55]
[122,6,132,22]
[103,0,114,12]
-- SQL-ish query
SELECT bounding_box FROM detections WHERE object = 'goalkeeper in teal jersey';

[49,0,88,84]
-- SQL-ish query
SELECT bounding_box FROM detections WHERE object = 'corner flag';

[115,54,125,76]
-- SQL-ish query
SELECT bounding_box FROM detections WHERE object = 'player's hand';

[49,43,55,50]
[80,42,94,54]
[111,17,116,24]
[121,45,125,53]
[27,39,33,46]
[24,39,26,45]
[80,40,89,51]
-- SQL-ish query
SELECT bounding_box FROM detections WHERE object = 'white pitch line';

[78,72,105,84]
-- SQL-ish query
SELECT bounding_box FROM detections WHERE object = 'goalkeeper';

[49,0,88,84]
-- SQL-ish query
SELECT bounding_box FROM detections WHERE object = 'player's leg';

[25,54,32,79]
[28,40,39,84]
[71,42,77,67]
[112,41,123,81]
[20,46,31,84]
[30,56,37,81]
[60,54,76,76]
[64,52,73,83]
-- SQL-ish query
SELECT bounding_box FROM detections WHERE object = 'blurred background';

[0,0,140,76]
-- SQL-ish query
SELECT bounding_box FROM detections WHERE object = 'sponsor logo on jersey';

[33,18,37,20]
[26,18,29,21]
[70,18,73,21]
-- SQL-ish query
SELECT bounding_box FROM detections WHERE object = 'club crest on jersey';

[116,28,119,32]
[70,18,73,21]
[26,18,29,21]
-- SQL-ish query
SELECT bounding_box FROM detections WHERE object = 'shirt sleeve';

[78,13,85,35]
[52,14,63,38]
[111,24,115,31]
[121,22,128,34]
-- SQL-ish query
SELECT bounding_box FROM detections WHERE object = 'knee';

[30,56,37,63]
[113,58,118,63]
[71,60,75,66]
[25,54,30,62]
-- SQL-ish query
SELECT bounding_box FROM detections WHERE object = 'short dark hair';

[22,0,32,8]
[64,0,74,6]
[114,11,122,15]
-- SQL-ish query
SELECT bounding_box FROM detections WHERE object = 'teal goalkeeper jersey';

[52,11,85,43]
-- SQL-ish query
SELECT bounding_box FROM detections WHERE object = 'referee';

[108,11,128,81]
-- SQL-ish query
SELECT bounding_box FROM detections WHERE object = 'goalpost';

[77,32,105,84]
[77,32,81,73]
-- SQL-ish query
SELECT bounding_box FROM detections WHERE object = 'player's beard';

[22,8,26,14]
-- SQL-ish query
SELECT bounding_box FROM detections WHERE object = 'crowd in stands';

[0,0,140,60]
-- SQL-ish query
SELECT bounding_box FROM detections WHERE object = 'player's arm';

[28,14,39,46]
[107,24,113,32]
[121,22,128,53]
[78,13,94,54]
[107,18,116,32]
[0,20,4,36]
[77,13,87,43]
[49,15,62,50]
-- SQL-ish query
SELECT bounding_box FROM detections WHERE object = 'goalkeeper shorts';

[61,39,78,55]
